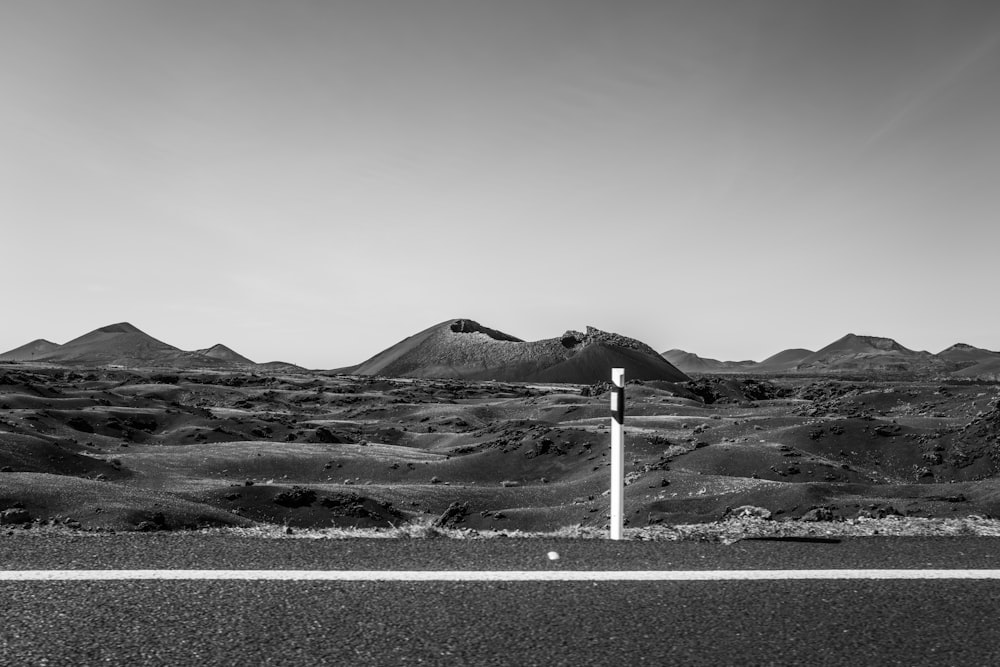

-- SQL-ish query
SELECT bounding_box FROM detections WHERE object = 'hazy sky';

[3,0,999,368]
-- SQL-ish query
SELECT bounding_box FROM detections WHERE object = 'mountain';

[660,338,1000,377]
[0,339,60,362]
[793,333,944,374]
[750,348,814,373]
[196,343,256,366]
[349,318,690,383]
[22,322,221,368]
[0,323,262,369]
[661,349,755,374]
[936,343,1000,366]
[939,344,1000,379]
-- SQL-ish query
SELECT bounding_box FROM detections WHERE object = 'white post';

[610,367,625,540]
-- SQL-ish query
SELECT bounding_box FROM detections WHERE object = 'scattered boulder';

[433,501,470,528]
[526,438,557,458]
[273,486,317,508]
[922,451,943,465]
[319,493,396,519]
[726,505,772,520]
[135,512,167,532]
[857,505,902,519]
[581,381,612,397]
[0,508,32,525]
[800,507,836,522]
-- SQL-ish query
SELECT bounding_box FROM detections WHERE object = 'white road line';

[2,570,1000,581]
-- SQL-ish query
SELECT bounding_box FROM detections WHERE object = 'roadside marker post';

[610,368,625,540]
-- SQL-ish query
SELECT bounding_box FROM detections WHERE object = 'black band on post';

[611,386,625,424]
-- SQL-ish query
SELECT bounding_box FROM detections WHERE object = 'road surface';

[2,535,999,665]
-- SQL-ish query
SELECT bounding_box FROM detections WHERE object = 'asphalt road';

[3,535,1000,665]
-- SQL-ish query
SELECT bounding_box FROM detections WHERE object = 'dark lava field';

[2,364,1000,533]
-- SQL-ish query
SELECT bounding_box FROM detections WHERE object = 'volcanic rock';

[0,508,32,525]
[433,501,470,528]
[349,319,689,383]
[274,486,318,508]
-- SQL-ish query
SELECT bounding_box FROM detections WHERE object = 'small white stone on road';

[547,551,560,561]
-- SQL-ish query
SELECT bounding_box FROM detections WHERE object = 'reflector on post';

[611,385,625,424]
[610,368,625,540]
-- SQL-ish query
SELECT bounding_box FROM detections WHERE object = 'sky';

[2,0,999,368]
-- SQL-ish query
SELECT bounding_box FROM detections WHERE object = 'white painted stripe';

[2,569,1000,582]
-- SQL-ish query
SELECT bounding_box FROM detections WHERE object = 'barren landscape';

[2,320,999,537]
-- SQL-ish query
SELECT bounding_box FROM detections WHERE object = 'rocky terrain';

[2,361,999,534]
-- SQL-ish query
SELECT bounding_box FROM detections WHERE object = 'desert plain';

[2,358,1000,538]
[1,319,999,538]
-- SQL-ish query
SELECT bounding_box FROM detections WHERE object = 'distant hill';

[196,343,256,366]
[256,361,308,372]
[751,348,814,373]
[661,349,755,374]
[349,318,690,383]
[793,333,944,374]
[0,339,60,362]
[936,343,1000,366]
[4,321,992,379]
[18,322,206,368]
[659,335,963,377]
[656,337,1000,378]
[940,344,1000,379]
[0,323,271,370]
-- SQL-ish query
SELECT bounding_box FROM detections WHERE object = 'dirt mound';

[350,319,688,384]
